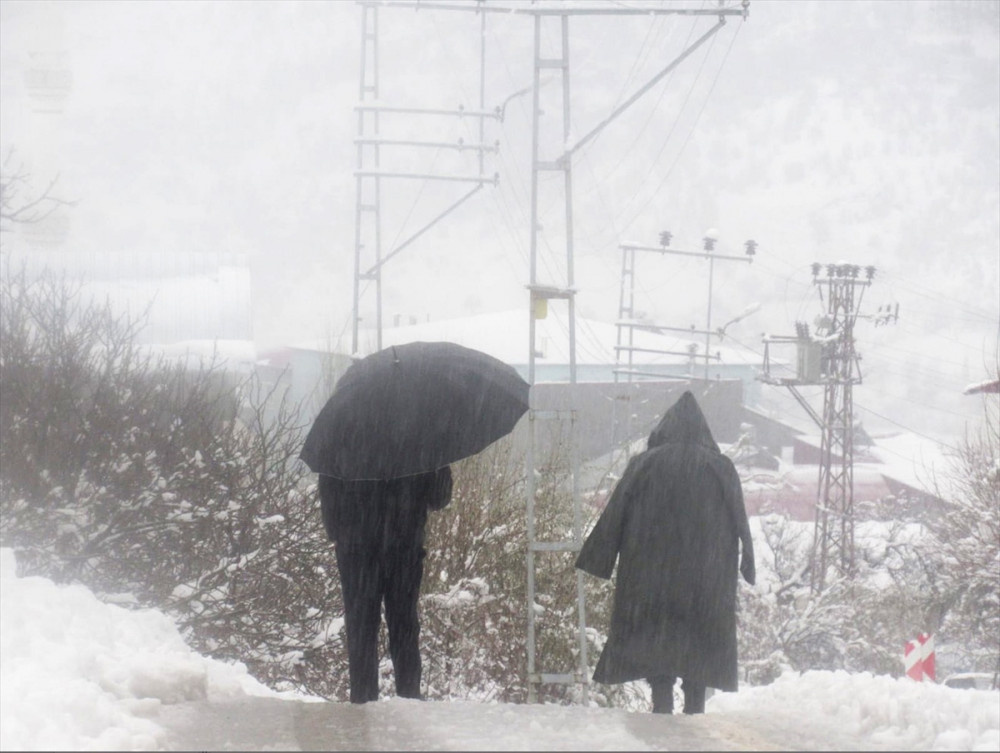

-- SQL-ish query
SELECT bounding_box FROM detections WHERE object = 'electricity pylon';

[760,263,876,591]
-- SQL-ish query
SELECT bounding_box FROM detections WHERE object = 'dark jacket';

[320,467,452,553]
[575,391,755,691]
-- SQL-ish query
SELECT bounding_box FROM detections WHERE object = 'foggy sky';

[1,0,997,438]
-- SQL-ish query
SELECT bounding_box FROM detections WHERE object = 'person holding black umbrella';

[575,390,755,714]
[318,468,452,703]
[301,341,530,703]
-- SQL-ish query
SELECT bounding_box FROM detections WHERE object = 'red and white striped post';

[904,632,936,682]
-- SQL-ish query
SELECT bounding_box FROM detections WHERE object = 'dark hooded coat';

[575,391,755,691]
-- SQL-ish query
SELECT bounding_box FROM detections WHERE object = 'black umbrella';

[299,341,530,481]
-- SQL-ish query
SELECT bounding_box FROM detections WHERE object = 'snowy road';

[157,695,894,751]
[5,547,995,752]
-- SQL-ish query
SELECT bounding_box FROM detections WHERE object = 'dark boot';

[648,676,676,714]
[681,679,706,714]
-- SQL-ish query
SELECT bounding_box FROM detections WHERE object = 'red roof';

[964,379,1000,395]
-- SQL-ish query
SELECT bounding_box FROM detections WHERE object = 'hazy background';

[1,0,997,439]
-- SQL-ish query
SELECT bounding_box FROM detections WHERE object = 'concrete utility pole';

[760,263,879,592]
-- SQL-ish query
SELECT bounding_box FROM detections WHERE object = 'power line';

[857,338,986,374]
[576,9,698,210]
[617,23,717,224]
[854,402,956,448]
[620,19,741,234]
[878,270,998,323]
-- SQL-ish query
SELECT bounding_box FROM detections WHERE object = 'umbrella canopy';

[300,341,530,480]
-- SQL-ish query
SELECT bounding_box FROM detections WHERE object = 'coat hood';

[647,391,719,453]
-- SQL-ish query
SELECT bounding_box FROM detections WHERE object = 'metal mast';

[351,1,499,355]
[760,263,875,592]
[615,233,756,382]
[611,233,756,460]
[521,0,748,705]
[524,10,587,704]
[808,263,873,590]
[348,0,750,706]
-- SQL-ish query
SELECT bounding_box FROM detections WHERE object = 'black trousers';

[649,676,706,714]
[335,542,425,703]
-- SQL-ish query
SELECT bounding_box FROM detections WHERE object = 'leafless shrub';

[0,266,342,697]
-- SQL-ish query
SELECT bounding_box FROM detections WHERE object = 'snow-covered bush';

[420,438,618,706]
[0,267,342,698]
[917,397,1000,679]
[0,268,620,703]
[734,511,937,684]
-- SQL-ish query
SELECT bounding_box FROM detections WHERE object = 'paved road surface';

[158,695,889,751]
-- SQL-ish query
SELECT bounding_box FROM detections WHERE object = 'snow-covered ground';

[1,547,997,752]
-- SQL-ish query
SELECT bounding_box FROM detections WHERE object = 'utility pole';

[351,1,499,355]
[612,232,756,463]
[349,0,750,707]
[760,263,879,592]
[615,231,757,382]
[520,2,748,705]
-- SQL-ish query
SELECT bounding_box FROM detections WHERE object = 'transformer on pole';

[760,263,877,591]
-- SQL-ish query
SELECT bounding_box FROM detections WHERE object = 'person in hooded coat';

[319,467,452,704]
[575,391,755,714]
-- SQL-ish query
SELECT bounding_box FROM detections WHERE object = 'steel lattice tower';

[809,264,873,590]
[761,263,875,592]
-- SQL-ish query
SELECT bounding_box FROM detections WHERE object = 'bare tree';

[0,266,344,698]
[0,147,75,234]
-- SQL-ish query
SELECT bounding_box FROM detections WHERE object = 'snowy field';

[1,547,997,752]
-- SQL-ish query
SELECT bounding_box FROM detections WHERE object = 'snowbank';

[709,668,1000,751]
[0,548,286,751]
[1,547,997,751]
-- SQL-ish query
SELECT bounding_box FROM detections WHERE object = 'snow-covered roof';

[869,432,958,500]
[8,248,254,346]
[81,270,253,345]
